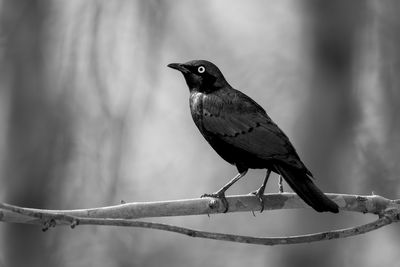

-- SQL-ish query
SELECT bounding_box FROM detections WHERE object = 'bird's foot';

[250,188,265,213]
[201,191,229,213]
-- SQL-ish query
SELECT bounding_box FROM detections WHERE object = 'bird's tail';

[275,165,339,213]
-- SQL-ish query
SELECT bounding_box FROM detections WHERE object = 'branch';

[1,193,399,245]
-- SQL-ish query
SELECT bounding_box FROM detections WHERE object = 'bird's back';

[189,87,311,175]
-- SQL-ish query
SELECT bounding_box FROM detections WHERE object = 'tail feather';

[275,165,339,213]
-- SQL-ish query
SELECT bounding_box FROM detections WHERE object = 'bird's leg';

[201,170,248,213]
[250,169,272,212]
[278,175,284,193]
[274,165,284,193]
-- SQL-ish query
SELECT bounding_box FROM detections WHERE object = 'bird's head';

[168,60,229,93]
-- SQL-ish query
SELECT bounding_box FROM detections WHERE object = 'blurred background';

[1,0,399,266]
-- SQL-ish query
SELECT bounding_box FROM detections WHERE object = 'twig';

[54,208,400,245]
[0,193,399,245]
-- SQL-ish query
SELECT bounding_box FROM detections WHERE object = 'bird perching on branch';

[168,60,339,214]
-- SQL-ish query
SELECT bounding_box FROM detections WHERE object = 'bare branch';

[1,193,399,245]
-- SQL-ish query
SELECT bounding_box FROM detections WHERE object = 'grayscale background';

[1,0,399,266]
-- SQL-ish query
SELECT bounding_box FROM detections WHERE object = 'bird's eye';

[197,66,205,73]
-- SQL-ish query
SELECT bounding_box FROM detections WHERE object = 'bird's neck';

[189,79,230,94]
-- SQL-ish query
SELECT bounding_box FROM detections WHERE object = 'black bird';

[168,60,339,213]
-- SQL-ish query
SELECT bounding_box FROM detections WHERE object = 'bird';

[167,60,339,214]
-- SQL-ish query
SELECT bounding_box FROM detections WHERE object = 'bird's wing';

[201,89,305,170]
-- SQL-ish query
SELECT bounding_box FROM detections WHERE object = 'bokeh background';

[1,0,400,266]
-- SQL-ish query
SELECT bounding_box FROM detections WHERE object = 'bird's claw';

[201,192,229,213]
[250,189,265,213]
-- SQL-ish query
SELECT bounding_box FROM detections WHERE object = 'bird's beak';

[167,63,189,73]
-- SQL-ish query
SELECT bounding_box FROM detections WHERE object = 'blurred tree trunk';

[300,0,364,190]
[0,0,168,266]
[284,1,365,267]
[0,1,71,266]
[362,1,400,198]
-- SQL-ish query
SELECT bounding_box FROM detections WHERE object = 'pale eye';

[197,66,205,73]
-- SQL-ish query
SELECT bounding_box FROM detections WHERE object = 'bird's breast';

[189,92,204,113]
[189,92,206,131]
